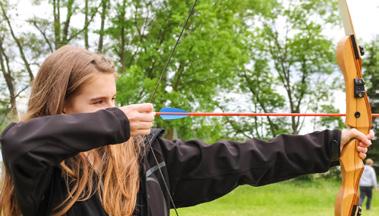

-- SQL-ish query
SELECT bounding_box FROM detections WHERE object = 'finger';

[367,130,375,139]
[136,122,154,130]
[125,103,154,113]
[359,152,367,160]
[129,122,140,132]
[138,113,155,122]
[137,129,152,135]
[134,103,154,112]
[351,129,372,146]
[357,146,368,154]
[128,112,154,122]
[129,128,152,136]
[358,141,371,148]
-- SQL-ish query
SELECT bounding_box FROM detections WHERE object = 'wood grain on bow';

[334,0,372,215]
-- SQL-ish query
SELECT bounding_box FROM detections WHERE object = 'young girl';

[0,45,374,216]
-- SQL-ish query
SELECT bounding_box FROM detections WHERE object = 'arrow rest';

[354,78,366,98]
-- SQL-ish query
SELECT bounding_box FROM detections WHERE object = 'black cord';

[146,1,199,215]
[149,0,199,102]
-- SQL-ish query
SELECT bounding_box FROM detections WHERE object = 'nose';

[108,99,116,108]
[101,99,115,109]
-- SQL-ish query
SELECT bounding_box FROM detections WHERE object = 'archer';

[0,45,374,216]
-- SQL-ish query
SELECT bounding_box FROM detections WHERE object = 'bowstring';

[146,1,199,216]
[149,0,199,102]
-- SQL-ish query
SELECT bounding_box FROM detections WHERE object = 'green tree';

[228,0,340,138]
[0,1,30,127]
[363,36,379,162]
[113,0,275,140]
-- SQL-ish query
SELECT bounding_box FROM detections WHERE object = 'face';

[63,72,117,114]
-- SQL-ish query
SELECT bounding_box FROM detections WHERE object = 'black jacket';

[0,107,341,216]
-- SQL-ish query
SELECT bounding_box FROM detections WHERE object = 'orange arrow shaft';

[155,112,379,117]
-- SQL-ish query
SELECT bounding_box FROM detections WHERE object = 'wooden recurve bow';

[334,0,372,215]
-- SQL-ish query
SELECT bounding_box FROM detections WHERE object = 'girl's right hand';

[119,103,154,136]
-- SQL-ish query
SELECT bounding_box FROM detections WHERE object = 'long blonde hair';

[0,45,142,216]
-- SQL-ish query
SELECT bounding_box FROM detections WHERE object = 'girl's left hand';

[340,128,375,159]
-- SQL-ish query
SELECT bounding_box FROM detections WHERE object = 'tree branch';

[0,1,34,82]
[67,1,102,42]
[0,37,18,116]
[62,0,74,43]
[97,0,109,52]
[30,19,54,53]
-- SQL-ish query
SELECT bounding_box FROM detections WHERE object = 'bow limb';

[334,1,372,215]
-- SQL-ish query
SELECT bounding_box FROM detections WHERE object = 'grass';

[173,180,379,216]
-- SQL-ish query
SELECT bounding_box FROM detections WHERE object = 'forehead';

[80,73,116,98]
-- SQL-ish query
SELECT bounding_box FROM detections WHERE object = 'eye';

[112,97,116,101]
[92,100,103,105]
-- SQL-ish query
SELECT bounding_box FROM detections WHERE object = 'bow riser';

[337,36,372,129]
[334,35,372,216]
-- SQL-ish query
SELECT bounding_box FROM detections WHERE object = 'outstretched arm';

[159,130,341,207]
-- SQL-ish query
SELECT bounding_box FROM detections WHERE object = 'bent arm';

[159,129,340,207]
[1,108,130,165]
[0,107,130,215]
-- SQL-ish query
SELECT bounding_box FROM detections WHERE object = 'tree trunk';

[53,0,62,48]
[62,0,74,44]
[97,0,108,52]
[0,2,34,82]
[0,39,18,117]
[84,0,89,49]
[118,0,127,73]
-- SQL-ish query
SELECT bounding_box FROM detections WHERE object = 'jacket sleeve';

[0,107,130,215]
[157,129,341,207]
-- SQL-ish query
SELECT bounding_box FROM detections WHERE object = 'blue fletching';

[160,107,187,120]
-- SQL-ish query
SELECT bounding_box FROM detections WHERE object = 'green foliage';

[0,100,10,131]
[111,0,342,140]
[317,104,344,129]
[363,37,379,162]
[223,0,340,138]
[110,0,276,139]
[364,37,379,102]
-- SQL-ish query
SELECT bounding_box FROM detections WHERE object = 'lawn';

[173,180,379,216]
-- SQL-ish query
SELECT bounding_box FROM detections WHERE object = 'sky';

[348,0,379,41]
[1,0,379,162]
[332,0,379,125]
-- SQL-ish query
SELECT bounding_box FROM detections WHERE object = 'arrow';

[156,107,379,120]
